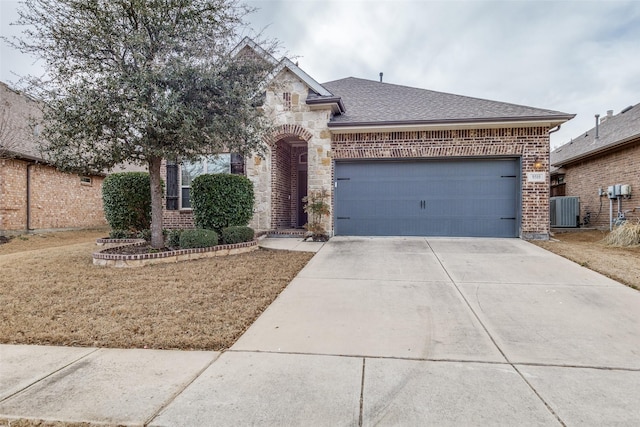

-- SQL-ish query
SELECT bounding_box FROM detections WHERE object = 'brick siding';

[271,140,292,228]
[0,158,106,233]
[160,160,194,229]
[564,140,640,228]
[1,83,106,234]
[331,127,551,238]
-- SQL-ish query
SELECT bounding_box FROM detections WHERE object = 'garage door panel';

[335,159,519,237]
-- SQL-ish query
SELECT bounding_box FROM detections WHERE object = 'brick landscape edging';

[93,240,258,268]
[96,238,146,246]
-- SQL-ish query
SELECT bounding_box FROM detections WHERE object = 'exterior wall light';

[533,156,544,170]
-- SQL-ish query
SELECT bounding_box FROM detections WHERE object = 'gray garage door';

[334,159,519,237]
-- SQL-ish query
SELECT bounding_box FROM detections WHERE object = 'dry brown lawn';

[0,230,313,350]
[0,420,89,427]
[533,229,640,289]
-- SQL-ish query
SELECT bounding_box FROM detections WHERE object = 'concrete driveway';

[2,237,640,426]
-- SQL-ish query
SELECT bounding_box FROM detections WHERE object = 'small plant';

[136,229,151,241]
[603,221,640,247]
[221,226,254,244]
[179,229,219,249]
[166,229,184,248]
[303,188,330,242]
[108,229,131,239]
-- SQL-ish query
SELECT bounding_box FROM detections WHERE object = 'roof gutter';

[328,114,576,132]
[549,124,562,134]
[305,96,346,114]
[551,134,640,167]
[2,149,47,163]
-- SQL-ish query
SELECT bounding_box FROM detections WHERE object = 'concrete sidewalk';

[2,237,640,426]
[257,236,325,252]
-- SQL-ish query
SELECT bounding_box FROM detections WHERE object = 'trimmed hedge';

[166,229,184,247]
[102,172,151,232]
[191,173,254,233]
[221,226,254,245]
[108,229,130,239]
[179,229,219,249]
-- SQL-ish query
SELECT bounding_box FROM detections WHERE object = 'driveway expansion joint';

[358,358,365,427]
[424,237,568,427]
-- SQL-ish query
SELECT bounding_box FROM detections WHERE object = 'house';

[551,105,640,229]
[162,38,574,239]
[0,81,107,234]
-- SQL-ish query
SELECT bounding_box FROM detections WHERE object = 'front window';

[181,154,231,208]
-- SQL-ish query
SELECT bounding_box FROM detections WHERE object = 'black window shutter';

[230,153,244,175]
[166,162,179,210]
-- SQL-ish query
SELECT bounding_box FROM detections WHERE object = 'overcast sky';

[2,0,640,148]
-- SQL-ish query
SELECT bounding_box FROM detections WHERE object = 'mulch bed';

[100,244,172,255]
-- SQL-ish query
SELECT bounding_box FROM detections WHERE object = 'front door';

[297,170,308,227]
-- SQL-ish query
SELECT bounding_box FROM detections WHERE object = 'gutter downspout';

[549,125,561,134]
[26,163,33,231]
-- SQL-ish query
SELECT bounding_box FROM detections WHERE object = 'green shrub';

[136,229,151,241]
[108,229,131,239]
[179,229,219,249]
[191,173,254,233]
[221,226,254,244]
[166,229,184,248]
[102,172,151,232]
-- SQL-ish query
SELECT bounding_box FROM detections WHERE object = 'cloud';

[2,0,639,147]
[247,0,640,146]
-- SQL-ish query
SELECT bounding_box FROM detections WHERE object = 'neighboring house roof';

[323,77,574,129]
[551,103,640,167]
[1,81,144,175]
[0,81,45,162]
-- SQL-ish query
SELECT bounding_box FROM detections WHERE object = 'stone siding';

[247,70,333,231]
[563,140,640,229]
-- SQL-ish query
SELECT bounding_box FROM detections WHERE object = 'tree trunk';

[149,156,164,248]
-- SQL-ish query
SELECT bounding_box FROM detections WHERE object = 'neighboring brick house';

[0,81,107,234]
[163,38,574,239]
[551,104,640,229]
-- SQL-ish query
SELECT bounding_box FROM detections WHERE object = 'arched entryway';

[269,125,312,229]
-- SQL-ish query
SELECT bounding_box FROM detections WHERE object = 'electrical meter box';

[607,186,616,199]
[621,184,632,196]
[615,184,622,196]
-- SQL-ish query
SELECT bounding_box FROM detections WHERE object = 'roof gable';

[323,77,574,128]
[231,37,279,66]
[232,37,335,98]
[551,104,640,166]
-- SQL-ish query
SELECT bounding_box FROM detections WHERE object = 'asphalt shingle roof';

[551,103,640,167]
[321,77,573,127]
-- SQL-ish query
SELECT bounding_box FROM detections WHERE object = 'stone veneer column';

[251,69,334,233]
